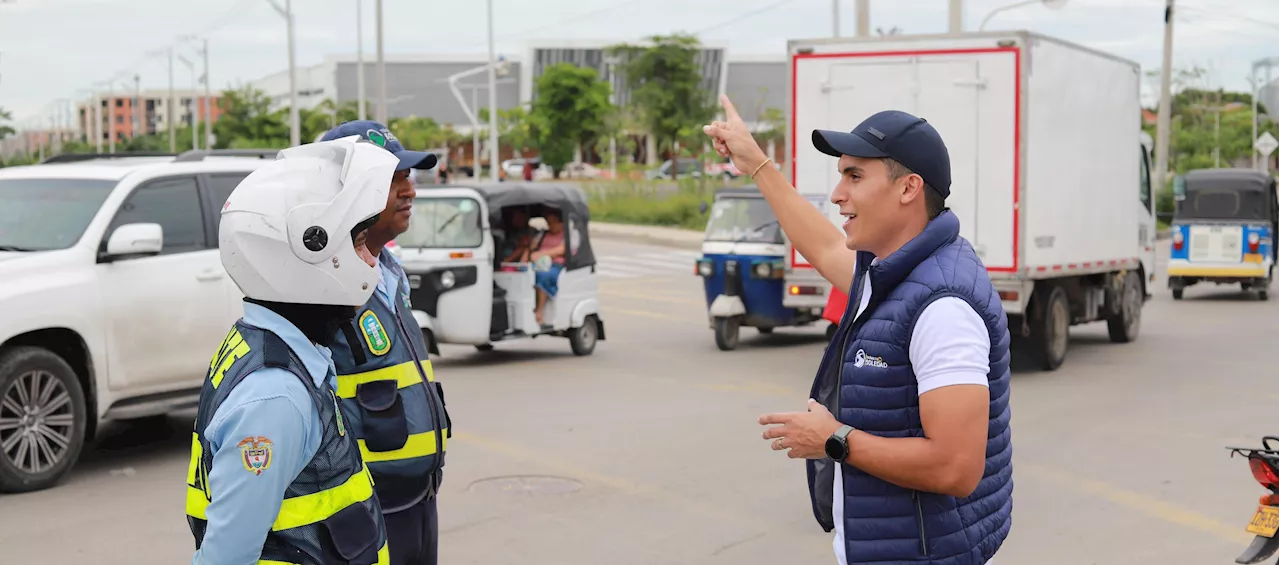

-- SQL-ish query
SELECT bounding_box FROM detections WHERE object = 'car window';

[0,178,118,251]
[108,176,206,254]
[204,173,251,238]
[1138,148,1152,212]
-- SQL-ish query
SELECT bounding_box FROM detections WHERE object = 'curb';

[588,222,704,250]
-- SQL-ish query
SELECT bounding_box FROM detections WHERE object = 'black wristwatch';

[825,424,855,461]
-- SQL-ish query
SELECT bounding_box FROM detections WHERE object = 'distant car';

[561,162,603,179]
[645,158,702,180]
[0,150,277,493]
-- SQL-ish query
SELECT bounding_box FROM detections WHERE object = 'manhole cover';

[466,475,584,496]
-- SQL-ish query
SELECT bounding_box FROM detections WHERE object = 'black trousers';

[385,495,438,565]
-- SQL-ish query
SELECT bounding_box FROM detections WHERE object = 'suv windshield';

[704,196,783,244]
[0,178,119,251]
[397,196,485,248]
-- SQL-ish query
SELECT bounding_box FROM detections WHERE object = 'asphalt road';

[0,239,1275,565]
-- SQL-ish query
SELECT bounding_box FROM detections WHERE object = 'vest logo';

[238,436,274,475]
[853,349,889,369]
[359,310,392,356]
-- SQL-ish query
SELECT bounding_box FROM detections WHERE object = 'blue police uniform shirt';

[376,247,404,308]
[191,301,334,565]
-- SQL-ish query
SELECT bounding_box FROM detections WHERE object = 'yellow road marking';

[1022,463,1251,544]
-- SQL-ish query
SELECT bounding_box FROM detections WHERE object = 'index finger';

[719,94,742,122]
[758,412,796,425]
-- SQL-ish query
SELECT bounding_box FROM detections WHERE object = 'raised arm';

[703,95,856,292]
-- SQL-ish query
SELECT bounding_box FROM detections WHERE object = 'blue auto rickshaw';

[1168,169,1278,300]
[695,187,824,350]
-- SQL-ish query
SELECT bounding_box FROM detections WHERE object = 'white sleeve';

[910,297,992,395]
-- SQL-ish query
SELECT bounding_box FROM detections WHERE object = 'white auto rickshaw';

[392,182,605,356]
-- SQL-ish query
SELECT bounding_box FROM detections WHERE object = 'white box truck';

[781,30,1157,370]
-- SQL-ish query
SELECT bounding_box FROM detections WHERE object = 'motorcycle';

[1228,435,1279,564]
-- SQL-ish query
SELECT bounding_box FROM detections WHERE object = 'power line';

[1179,4,1279,30]
[695,0,801,35]
[456,0,650,49]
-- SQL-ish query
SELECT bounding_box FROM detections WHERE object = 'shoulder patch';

[359,310,392,356]
[238,436,274,475]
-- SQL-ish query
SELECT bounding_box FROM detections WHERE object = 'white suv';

[0,151,274,492]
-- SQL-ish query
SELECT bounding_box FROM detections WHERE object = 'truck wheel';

[1106,271,1142,343]
[1172,289,1184,300]
[569,315,599,356]
[1260,289,1270,301]
[0,347,87,493]
[714,317,740,351]
[1029,286,1070,371]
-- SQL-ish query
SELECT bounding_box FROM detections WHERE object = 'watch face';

[825,436,844,460]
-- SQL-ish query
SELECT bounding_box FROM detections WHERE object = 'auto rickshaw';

[695,187,824,350]
[1168,169,1278,300]
[392,182,605,356]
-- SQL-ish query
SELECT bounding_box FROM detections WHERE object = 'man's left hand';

[759,399,844,459]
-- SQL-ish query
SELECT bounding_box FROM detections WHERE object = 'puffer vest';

[805,211,1014,565]
[187,322,388,565]
[329,252,451,513]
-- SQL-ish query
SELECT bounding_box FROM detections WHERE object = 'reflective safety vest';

[329,253,451,512]
[186,322,389,565]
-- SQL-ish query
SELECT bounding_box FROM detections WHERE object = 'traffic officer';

[186,136,398,565]
[319,121,451,565]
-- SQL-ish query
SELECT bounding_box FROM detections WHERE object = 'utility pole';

[355,0,366,121]
[266,0,300,146]
[831,0,839,37]
[375,0,387,124]
[179,54,197,150]
[949,0,964,33]
[169,46,177,152]
[1153,0,1175,198]
[202,39,212,149]
[855,0,870,37]
[134,74,142,141]
[486,0,500,182]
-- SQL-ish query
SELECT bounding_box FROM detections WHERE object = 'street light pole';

[1153,0,1175,198]
[356,0,366,120]
[855,0,869,37]
[831,0,839,37]
[486,0,499,182]
[266,0,300,146]
[202,39,212,149]
[607,57,617,180]
[178,54,197,150]
[376,0,386,124]
[169,46,177,152]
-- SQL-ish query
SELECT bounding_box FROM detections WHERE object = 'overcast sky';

[0,0,1275,126]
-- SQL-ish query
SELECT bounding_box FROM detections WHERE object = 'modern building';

[245,42,789,166]
[75,89,222,143]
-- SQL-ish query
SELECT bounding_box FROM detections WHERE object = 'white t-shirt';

[832,268,994,565]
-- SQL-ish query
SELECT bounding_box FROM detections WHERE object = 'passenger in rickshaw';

[529,207,567,325]
[499,206,537,264]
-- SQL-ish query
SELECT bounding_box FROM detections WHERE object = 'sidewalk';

[589,222,704,250]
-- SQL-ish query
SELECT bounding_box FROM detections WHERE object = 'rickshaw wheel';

[475,344,494,352]
[714,317,740,351]
[1171,288,1184,300]
[757,327,774,334]
[569,315,599,356]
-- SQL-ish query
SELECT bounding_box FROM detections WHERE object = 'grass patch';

[584,177,740,230]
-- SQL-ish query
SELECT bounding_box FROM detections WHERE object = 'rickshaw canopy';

[1175,169,1278,223]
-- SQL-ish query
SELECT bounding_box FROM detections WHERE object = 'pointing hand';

[703,94,770,177]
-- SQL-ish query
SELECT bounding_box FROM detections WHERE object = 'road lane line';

[601,289,704,306]
[1021,463,1251,545]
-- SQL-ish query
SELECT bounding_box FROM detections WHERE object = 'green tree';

[300,99,361,142]
[527,62,614,176]
[607,33,717,179]
[212,86,290,149]
[479,106,537,155]
[0,107,14,140]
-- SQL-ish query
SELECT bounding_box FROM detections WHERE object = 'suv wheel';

[0,347,88,493]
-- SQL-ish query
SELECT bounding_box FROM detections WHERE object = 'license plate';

[1245,505,1278,537]
[1244,253,1264,263]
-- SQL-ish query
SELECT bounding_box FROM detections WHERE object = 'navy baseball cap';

[811,110,951,198]
[320,120,438,171]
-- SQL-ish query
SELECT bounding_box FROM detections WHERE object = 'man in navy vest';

[320,121,451,565]
[704,95,1012,564]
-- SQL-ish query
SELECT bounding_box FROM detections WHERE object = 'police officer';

[186,136,398,565]
[319,121,451,565]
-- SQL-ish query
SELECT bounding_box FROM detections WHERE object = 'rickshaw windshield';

[1179,186,1270,222]
[705,196,783,244]
[398,196,485,248]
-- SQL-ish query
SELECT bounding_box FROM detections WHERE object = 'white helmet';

[219,136,397,306]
